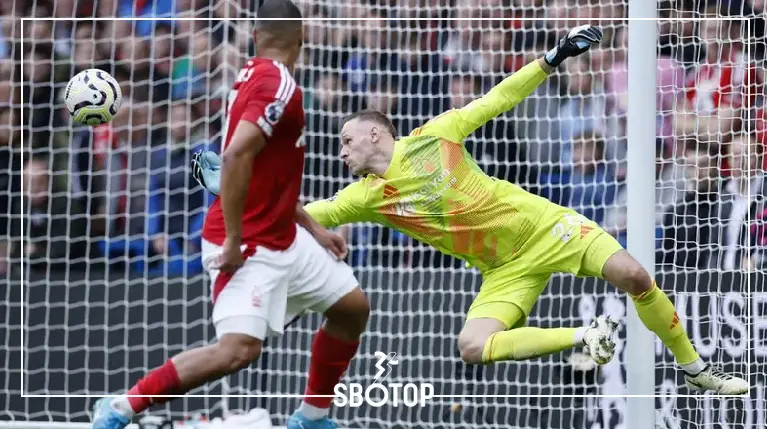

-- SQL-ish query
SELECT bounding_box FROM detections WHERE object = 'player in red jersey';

[91,2,369,429]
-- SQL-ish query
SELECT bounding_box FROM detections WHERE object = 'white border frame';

[17,15,755,401]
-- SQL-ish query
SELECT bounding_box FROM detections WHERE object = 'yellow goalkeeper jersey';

[304,60,554,273]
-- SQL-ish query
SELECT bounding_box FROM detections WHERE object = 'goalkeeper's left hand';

[191,150,222,196]
[544,25,603,68]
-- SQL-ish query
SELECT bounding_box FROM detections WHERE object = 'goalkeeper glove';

[191,150,222,196]
[544,25,603,68]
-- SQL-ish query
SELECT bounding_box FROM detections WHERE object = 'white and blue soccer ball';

[64,69,123,126]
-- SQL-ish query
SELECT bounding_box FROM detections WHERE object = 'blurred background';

[2,1,767,428]
[3,0,767,275]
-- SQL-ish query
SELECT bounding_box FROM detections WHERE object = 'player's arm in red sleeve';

[220,69,285,247]
[219,120,266,242]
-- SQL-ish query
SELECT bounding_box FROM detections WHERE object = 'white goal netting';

[2,0,766,428]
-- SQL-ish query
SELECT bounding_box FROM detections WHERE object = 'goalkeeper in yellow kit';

[192,26,748,394]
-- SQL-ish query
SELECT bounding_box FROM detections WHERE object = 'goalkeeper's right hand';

[544,25,603,68]
[191,150,222,196]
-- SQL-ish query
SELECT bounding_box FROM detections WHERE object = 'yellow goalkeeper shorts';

[466,204,624,329]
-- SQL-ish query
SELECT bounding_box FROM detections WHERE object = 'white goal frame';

[15,4,757,429]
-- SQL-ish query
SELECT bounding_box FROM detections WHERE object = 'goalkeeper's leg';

[459,283,618,366]
[598,245,749,395]
[459,304,617,365]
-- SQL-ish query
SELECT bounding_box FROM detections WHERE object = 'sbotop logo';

[333,351,434,408]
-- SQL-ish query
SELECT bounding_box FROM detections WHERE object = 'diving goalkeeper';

[193,25,748,394]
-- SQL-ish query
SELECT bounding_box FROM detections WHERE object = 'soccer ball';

[64,69,123,126]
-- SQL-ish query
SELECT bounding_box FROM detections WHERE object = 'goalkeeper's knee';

[458,337,485,365]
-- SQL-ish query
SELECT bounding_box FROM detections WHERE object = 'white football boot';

[684,365,750,395]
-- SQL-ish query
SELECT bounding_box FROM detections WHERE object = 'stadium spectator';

[541,54,617,191]
[447,73,482,111]
[72,22,104,71]
[11,155,88,269]
[443,72,533,188]
[365,76,403,131]
[658,140,722,269]
[343,6,406,94]
[298,3,348,90]
[603,140,688,248]
[673,16,762,147]
[603,25,685,158]
[657,0,699,65]
[304,72,363,201]
[0,106,20,276]
[541,130,618,225]
[395,23,448,120]
[544,0,573,40]
[117,0,177,38]
[716,132,767,270]
[560,56,615,157]
[441,1,484,73]
[509,62,564,185]
[173,27,216,102]
[146,102,213,275]
[24,43,70,136]
[9,0,767,280]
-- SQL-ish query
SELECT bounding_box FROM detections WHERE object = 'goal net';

[4,0,766,428]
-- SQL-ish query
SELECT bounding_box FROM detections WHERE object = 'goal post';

[626,4,658,429]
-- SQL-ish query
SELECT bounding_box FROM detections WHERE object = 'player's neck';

[370,146,395,177]
[257,48,295,73]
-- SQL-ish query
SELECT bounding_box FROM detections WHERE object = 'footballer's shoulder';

[357,175,379,187]
[241,57,290,80]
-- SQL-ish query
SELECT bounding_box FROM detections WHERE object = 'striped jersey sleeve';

[238,59,298,139]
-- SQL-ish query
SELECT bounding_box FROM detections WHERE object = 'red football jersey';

[202,58,306,250]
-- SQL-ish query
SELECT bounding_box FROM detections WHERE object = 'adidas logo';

[669,312,680,330]
[383,184,399,198]
[580,225,593,239]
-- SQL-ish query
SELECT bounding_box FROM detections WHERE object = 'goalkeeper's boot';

[91,398,131,429]
[286,410,338,429]
[684,365,749,395]
[582,315,619,365]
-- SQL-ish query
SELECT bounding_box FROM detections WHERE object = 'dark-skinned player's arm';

[296,203,348,260]
[217,120,265,272]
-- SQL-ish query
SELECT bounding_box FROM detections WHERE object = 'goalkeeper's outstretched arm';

[303,181,369,228]
[415,58,553,142]
[417,25,603,143]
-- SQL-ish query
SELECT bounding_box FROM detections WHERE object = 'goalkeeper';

[193,26,748,394]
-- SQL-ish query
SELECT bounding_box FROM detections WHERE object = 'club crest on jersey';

[265,100,285,124]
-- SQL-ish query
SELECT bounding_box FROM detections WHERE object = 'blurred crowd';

[2,0,767,278]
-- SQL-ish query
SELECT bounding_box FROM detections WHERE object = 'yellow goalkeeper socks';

[630,283,702,369]
[481,327,583,363]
